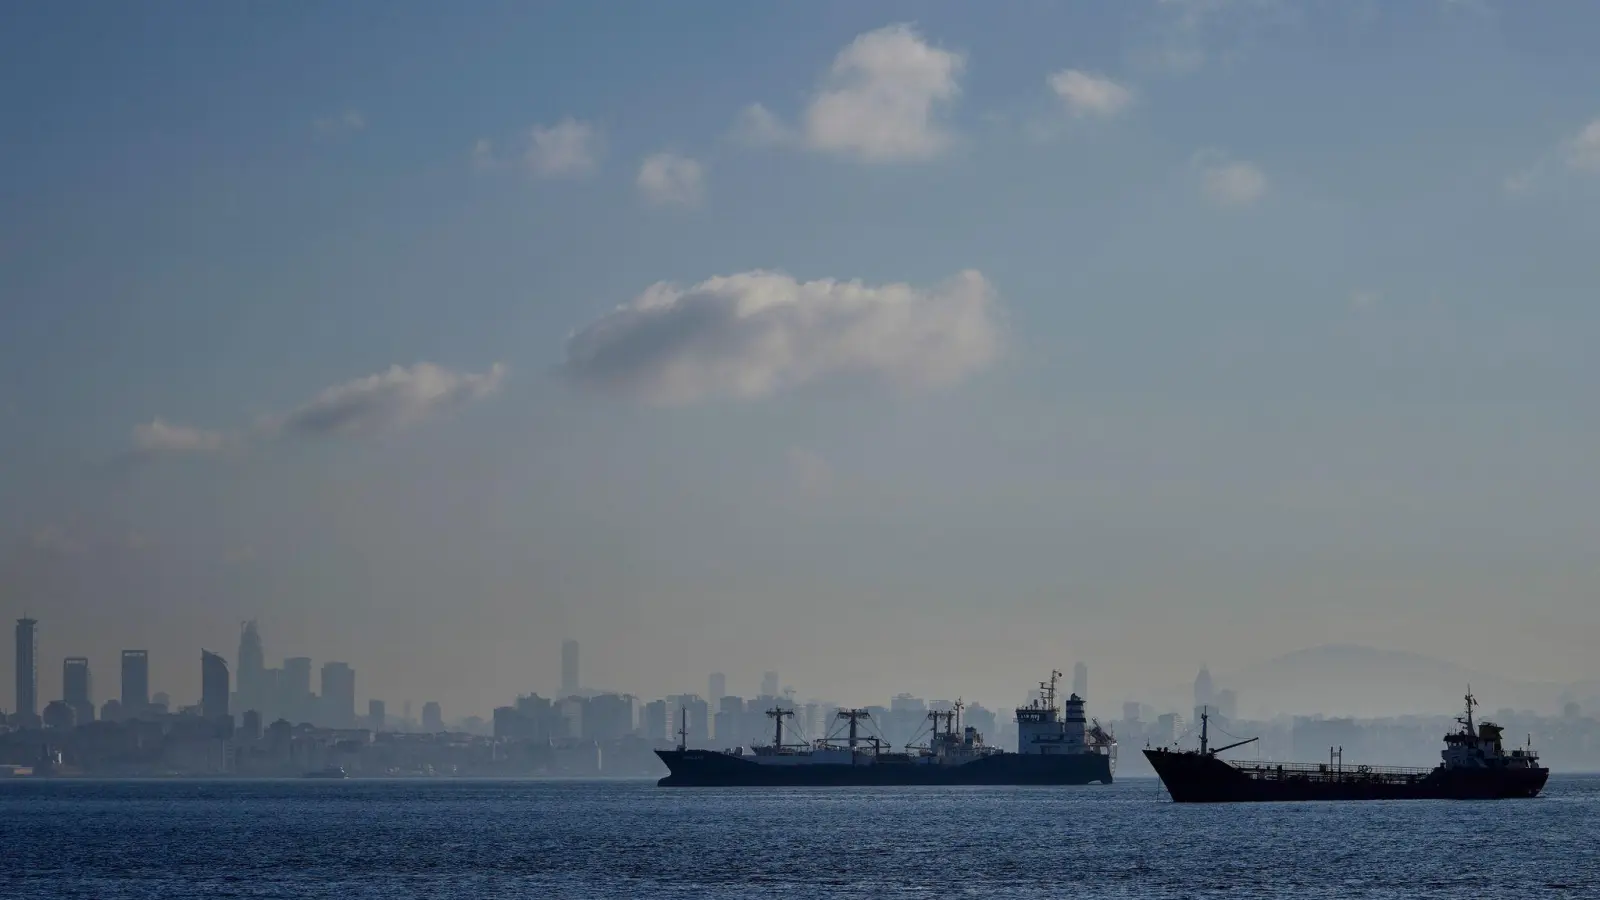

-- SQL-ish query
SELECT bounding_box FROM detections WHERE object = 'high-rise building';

[421,701,444,733]
[1193,666,1214,720]
[62,657,93,723]
[642,699,668,742]
[121,650,149,713]
[708,672,726,707]
[1071,662,1088,700]
[281,657,312,723]
[760,671,779,699]
[368,699,386,732]
[561,640,579,696]
[14,618,38,724]
[201,651,230,720]
[1121,701,1141,723]
[1215,689,1239,722]
[319,662,356,728]
[236,621,265,714]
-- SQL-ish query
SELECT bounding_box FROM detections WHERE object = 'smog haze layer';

[4,2,1599,721]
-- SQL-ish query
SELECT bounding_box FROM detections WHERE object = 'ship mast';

[766,706,794,748]
[676,706,688,751]
[836,708,870,751]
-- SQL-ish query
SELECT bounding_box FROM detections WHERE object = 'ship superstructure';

[1145,691,1548,803]
[655,670,1116,787]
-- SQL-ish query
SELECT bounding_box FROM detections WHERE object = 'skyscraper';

[421,701,443,733]
[63,657,93,723]
[1194,665,1214,715]
[201,650,230,720]
[236,621,265,714]
[320,662,356,728]
[281,657,312,723]
[561,639,579,696]
[708,672,725,707]
[14,618,38,723]
[121,650,149,713]
[1072,662,1088,700]
[760,671,779,698]
[368,699,386,732]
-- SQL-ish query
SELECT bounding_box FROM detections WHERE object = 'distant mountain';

[1211,644,1567,719]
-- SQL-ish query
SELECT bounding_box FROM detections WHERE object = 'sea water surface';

[3,775,1597,898]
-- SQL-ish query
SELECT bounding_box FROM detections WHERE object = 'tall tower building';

[62,657,93,723]
[201,650,230,720]
[368,699,386,732]
[1072,662,1088,700]
[708,672,726,707]
[422,701,443,733]
[121,650,150,712]
[319,662,356,728]
[281,657,312,723]
[14,618,38,723]
[561,639,579,696]
[236,621,265,714]
[760,671,779,698]
[1193,665,1214,721]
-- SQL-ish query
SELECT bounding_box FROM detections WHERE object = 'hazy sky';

[4,1,1599,719]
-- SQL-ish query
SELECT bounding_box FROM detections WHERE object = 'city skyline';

[5,614,1597,729]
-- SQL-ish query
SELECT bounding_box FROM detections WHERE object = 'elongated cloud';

[132,419,227,455]
[129,363,506,456]
[562,270,1000,405]
[271,363,507,437]
[1048,70,1134,117]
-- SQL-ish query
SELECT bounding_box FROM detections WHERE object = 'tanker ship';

[656,671,1115,787]
[1145,691,1548,802]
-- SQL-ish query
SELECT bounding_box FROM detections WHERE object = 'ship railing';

[1227,759,1435,779]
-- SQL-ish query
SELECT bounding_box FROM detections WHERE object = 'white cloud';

[315,110,366,137]
[1502,118,1600,194]
[526,118,602,178]
[562,269,1001,405]
[730,103,794,147]
[1048,70,1135,117]
[471,138,497,171]
[129,363,505,457]
[637,153,705,207]
[269,363,507,437]
[1564,119,1600,172]
[1196,155,1268,207]
[131,419,227,455]
[800,24,965,162]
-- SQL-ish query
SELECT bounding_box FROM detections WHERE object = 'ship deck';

[1224,759,1434,785]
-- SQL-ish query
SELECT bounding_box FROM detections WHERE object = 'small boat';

[302,765,348,779]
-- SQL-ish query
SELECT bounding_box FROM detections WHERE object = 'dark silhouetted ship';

[1145,692,1548,802]
[656,671,1115,787]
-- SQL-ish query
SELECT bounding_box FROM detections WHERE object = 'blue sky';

[3,1,1599,717]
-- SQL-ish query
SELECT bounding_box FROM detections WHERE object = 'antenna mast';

[766,706,794,748]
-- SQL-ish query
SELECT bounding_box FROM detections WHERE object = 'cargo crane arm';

[1208,736,1258,756]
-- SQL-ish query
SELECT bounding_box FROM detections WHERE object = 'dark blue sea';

[3,776,1597,898]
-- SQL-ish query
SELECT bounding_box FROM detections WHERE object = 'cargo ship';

[656,671,1115,787]
[1145,691,1548,802]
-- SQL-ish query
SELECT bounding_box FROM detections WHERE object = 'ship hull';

[656,749,1113,787]
[1144,749,1548,803]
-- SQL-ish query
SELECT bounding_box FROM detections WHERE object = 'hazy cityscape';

[5,615,1598,778]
